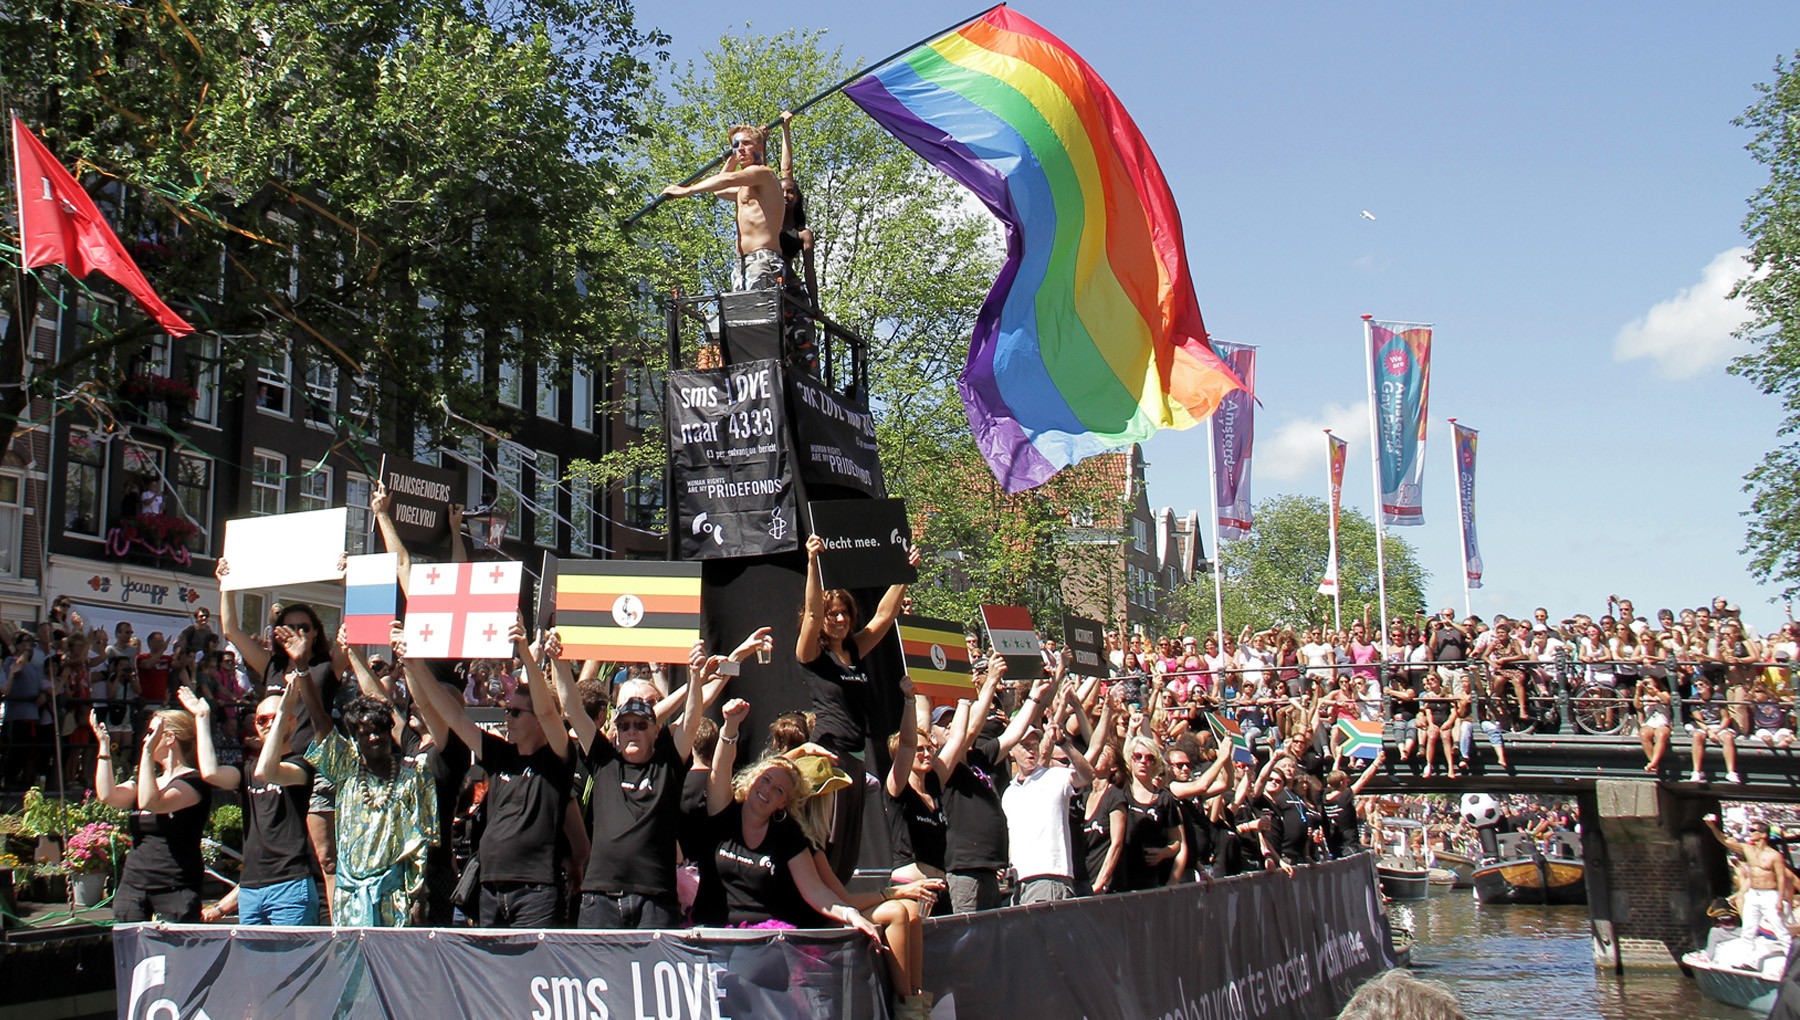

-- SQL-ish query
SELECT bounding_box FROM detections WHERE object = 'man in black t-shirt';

[933,658,1047,912]
[407,621,574,928]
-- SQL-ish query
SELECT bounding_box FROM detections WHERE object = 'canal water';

[1394,888,1754,1019]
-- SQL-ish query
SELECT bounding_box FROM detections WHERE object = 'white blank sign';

[219,508,349,591]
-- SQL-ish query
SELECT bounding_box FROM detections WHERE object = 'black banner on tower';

[789,372,886,497]
[668,359,799,560]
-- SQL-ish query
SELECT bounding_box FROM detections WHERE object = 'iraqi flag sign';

[1368,319,1431,527]
[402,561,522,659]
[554,561,702,664]
[980,604,1044,680]
[1452,421,1483,590]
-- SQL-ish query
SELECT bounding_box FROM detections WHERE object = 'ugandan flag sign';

[898,614,975,701]
[555,561,702,664]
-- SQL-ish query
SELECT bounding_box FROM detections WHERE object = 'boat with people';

[1376,819,1432,900]
[1681,927,1786,1013]
[1471,829,1587,905]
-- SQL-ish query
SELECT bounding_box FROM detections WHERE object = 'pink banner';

[1319,433,1347,595]
[1210,342,1257,540]
[1452,422,1483,590]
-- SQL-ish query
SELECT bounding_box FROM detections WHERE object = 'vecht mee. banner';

[1368,320,1432,527]
[1211,341,1257,540]
[923,854,1394,1020]
[1319,432,1348,596]
[114,924,889,1020]
[1452,421,1483,590]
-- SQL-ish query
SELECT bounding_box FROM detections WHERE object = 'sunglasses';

[616,717,652,732]
[1167,760,1193,770]
[1129,752,1158,763]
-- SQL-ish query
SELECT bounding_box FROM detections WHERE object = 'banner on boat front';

[921,853,1395,1020]
[114,924,889,1020]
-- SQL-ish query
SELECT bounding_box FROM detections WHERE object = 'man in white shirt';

[1300,629,1335,684]
[1002,721,1095,904]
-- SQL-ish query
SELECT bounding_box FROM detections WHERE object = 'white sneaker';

[1726,771,1742,784]
[1690,771,1706,784]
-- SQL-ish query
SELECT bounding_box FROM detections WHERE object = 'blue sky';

[651,3,1800,629]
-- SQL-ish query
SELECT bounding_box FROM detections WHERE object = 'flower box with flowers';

[124,512,200,550]
[118,374,198,428]
[63,822,129,875]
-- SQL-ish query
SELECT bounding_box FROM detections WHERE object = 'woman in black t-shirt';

[1114,735,1185,891]
[91,707,211,922]
[702,700,880,938]
[795,532,921,879]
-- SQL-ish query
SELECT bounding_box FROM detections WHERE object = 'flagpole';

[1361,315,1390,644]
[1324,428,1341,633]
[1449,417,1472,621]
[622,3,1006,228]
[1206,419,1227,642]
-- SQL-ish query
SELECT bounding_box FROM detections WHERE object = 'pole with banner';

[1209,341,1256,641]
[1360,316,1390,644]
[1450,419,1483,618]
[1205,418,1226,641]
[1318,429,1346,633]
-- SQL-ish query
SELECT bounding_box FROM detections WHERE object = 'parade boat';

[1376,819,1431,900]
[1471,830,1587,905]
[1431,848,1479,888]
[1681,928,1785,1014]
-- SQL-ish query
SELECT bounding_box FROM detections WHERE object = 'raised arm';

[136,716,202,814]
[996,674,1055,757]
[177,687,240,789]
[709,699,748,815]
[406,650,480,755]
[1349,749,1387,794]
[669,648,716,762]
[89,709,133,808]
[796,534,828,661]
[446,503,468,564]
[887,677,923,799]
[779,110,795,180]
[553,639,600,752]
[254,684,312,787]
[515,618,568,759]
[214,560,270,680]
[368,481,415,595]
[339,623,396,702]
[663,162,777,199]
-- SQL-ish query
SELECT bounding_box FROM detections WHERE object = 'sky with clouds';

[652,2,1800,628]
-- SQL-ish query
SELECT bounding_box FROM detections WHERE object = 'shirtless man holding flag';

[663,123,786,291]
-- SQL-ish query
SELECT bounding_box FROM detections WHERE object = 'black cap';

[615,697,657,720]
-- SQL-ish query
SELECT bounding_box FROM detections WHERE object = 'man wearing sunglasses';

[404,619,572,928]
[661,124,786,292]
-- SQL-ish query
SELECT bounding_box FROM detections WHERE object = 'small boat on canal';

[1472,830,1586,905]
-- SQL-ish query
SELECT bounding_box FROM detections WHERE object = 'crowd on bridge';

[1085,597,1799,785]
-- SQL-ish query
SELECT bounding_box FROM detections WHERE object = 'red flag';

[11,115,195,337]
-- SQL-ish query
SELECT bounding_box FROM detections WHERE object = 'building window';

[349,372,377,433]
[256,347,292,415]
[1131,518,1148,553]
[412,424,440,467]
[534,452,559,547]
[121,443,164,522]
[571,366,594,433]
[303,361,338,428]
[570,484,593,556]
[189,334,223,427]
[624,466,664,531]
[536,365,560,420]
[64,431,106,537]
[298,461,331,512]
[0,474,23,577]
[251,450,286,516]
[174,453,212,555]
[495,442,525,540]
[625,366,662,432]
[345,473,373,554]
[62,293,115,359]
[498,359,521,407]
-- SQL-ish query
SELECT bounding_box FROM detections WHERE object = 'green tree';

[1162,494,1429,636]
[1733,52,1800,597]
[1,0,665,453]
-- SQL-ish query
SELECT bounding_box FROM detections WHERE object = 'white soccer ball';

[1460,793,1501,828]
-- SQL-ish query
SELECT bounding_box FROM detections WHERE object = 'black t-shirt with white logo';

[1116,787,1180,892]
[1078,784,1127,889]
[887,774,947,872]
[477,732,572,885]
[582,727,688,898]
[942,736,1008,872]
[802,645,870,757]
[240,754,316,888]
[703,801,817,927]
[121,773,210,892]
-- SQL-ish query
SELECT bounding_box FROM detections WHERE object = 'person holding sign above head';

[798,531,923,881]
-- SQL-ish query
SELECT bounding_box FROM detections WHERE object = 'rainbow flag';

[1336,718,1384,761]
[845,9,1244,492]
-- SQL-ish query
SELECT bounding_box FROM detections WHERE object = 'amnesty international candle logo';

[611,594,645,628]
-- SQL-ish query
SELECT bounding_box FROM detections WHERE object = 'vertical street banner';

[667,359,799,560]
[1210,341,1257,540]
[1319,433,1348,596]
[554,561,702,664]
[1452,422,1484,590]
[899,615,976,701]
[1368,320,1432,526]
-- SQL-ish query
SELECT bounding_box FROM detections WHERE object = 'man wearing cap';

[1705,812,1792,951]
[1001,713,1094,904]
